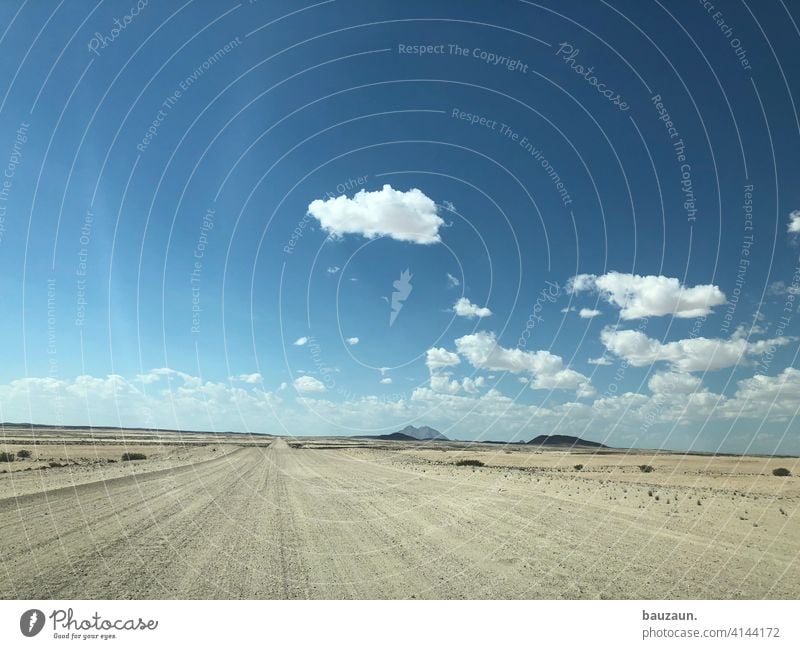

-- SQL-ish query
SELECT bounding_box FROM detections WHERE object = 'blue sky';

[0,0,799,453]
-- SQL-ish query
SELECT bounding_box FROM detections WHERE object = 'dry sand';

[1,434,798,599]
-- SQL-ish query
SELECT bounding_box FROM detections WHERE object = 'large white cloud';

[453,297,492,318]
[601,327,793,372]
[307,184,444,244]
[568,271,726,319]
[454,331,594,395]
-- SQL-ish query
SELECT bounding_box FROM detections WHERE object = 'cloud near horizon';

[1,365,798,453]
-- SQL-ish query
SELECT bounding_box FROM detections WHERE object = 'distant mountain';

[527,434,608,448]
[355,432,419,441]
[355,425,449,442]
[395,425,449,441]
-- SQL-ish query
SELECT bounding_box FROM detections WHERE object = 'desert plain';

[1,426,798,599]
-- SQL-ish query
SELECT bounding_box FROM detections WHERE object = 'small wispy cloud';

[579,308,602,318]
[229,373,262,384]
[346,337,359,345]
[446,272,460,288]
[326,266,340,274]
[293,337,309,346]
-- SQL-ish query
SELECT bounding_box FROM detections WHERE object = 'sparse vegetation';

[49,461,66,468]
[772,467,791,477]
[16,449,32,459]
[0,452,15,462]
[638,464,654,473]
[121,452,147,461]
[573,464,583,471]
[648,489,653,497]
[455,459,484,467]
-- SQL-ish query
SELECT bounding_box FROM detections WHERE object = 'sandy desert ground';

[1,431,798,599]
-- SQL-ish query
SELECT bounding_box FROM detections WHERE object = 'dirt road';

[1,438,797,598]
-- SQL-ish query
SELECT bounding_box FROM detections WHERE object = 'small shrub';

[638,464,654,473]
[16,449,32,459]
[0,452,15,462]
[455,459,484,467]
[573,464,584,471]
[107,459,117,463]
[49,461,65,468]
[772,467,791,477]
[654,495,660,501]
[121,452,147,461]
[648,489,653,497]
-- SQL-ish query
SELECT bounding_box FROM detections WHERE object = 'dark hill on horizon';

[528,434,608,448]
[356,425,449,442]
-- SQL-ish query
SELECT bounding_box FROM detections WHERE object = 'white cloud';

[568,271,726,319]
[454,331,593,395]
[425,347,461,371]
[461,376,485,394]
[430,374,463,394]
[429,374,486,395]
[293,376,326,393]
[379,377,393,384]
[588,356,612,366]
[230,373,262,384]
[453,297,492,318]
[788,210,800,233]
[293,337,309,346]
[307,184,445,244]
[346,337,359,345]
[579,308,602,318]
[727,367,800,418]
[648,371,703,394]
[560,307,575,313]
[446,272,460,288]
[326,266,340,274]
[600,327,794,372]
[279,382,288,391]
